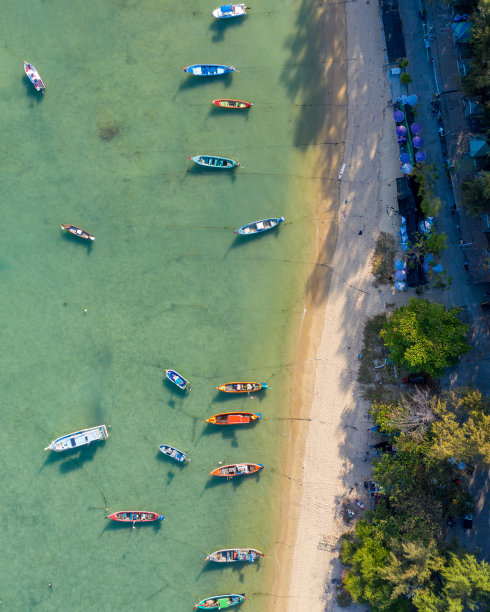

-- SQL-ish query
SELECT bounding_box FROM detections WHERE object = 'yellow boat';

[215,382,269,393]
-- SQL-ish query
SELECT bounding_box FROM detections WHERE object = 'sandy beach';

[269,0,400,610]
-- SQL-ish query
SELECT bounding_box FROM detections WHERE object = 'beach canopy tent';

[452,21,471,44]
[469,138,490,158]
[380,0,406,62]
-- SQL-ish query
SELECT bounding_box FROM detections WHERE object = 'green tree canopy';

[380,298,471,376]
[462,172,490,217]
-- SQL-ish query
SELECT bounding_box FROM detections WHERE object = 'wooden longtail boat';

[60,224,95,241]
[165,369,191,390]
[45,425,108,452]
[212,3,248,18]
[158,444,188,463]
[183,64,236,76]
[209,463,263,478]
[212,99,252,109]
[206,548,264,563]
[234,217,284,235]
[194,593,246,609]
[188,155,239,169]
[24,61,45,92]
[205,412,261,425]
[216,382,268,393]
[107,511,165,524]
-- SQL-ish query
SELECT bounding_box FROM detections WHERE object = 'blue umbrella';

[412,136,424,148]
[433,264,444,273]
[425,253,435,262]
[396,125,407,136]
[400,152,411,163]
[398,95,408,105]
[415,151,427,162]
[394,281,406,291]
[401,163,413,175]
[411,123,422,135]
[394,110,404,122]
[395,259,405,270]
[423,261,430,273]
[395,270,406,280]
[407,94,418,106]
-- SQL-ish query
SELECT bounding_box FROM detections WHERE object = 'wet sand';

[269,0,400,609]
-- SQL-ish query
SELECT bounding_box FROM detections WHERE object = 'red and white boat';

[24,62,45,92]
[107,511,165,525]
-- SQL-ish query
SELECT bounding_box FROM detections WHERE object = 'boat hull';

[235,217,284,235]
[216,382,268,393]
[206,548,264,563]
[194,594,246,609]
[61,224,95,241]
[189,155,238,169]
[183,64,236,76]
[205,412,261,425]
[45,425,108,452]
[212,3,247,18]
[108,511,165,523]
[209,463,263,478]
[212,99,252,109]
[158,444,188,463]
[24,61,45,92]
[165,369,190,390]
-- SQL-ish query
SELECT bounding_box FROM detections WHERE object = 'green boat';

[193,593,246,609]
[188,155,239,169]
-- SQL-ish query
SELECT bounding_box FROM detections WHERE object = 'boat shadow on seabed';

[41,441,106,473]
[22,76,44,102]
[208,17,246,43]
[60,231,94,255]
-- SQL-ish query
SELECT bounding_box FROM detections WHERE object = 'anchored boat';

[205,412,261,425]
[165,369,191,390]
[60,224,95,241]
[107,511,165,524]
[206,548,264,563]
[44,425,108,452]
[234,217,284,235]
[24,61,45,92]
[209,463,263,478]
[216,382,268,393]
[158,444,189,463]
[188,155,239,169]
[183,64,236,76]
[194,593,246,609]
[212,98,252,109]
[212,3,248,18]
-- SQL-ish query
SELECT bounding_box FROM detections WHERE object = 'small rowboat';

[60,224,95,241]
[194,594,246,609]
[212,4,248,18]
[205,412,261,425]
[107,511,165,525]
[159,444,189,463]
[234,217,284,235]
[24,61,45,92]
[212,99,252,109]
[189,155,239,169]
[183,64,236,76]
[216,382,268,393]
[45,425,108,452]
[206,548,264,563]
[165,369,191,390]
[210,463,263,478]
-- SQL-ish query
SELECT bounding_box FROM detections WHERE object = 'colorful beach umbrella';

[396,125,407,136]
[412,136,424,148]
[415,151,427,162]
[395,270,406,280]
[394,110,404,122]
[400,152,411,163]
[410,123,422,135]
[395,259,405,270]
[401,162,413,175]
[394,281,406,291]
[407,94,418,106]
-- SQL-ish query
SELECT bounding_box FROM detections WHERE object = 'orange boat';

[209,463,264,479]
[205,412,261,425]
[216,382,269,393]
[212,99,253,109]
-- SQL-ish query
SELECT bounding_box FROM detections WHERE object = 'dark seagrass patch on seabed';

[98,121,121,141]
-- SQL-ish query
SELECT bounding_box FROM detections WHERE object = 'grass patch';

[371,232,396,287]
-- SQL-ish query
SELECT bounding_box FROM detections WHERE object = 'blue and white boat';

[183,64,236,76]
[44,425,108,452]
[234,217,284,235]
[212,3,248,18]
[159,444,189,463]
[165,369,191,390]
[188,155,239,169]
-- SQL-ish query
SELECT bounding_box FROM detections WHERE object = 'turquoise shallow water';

[1,0,320,609]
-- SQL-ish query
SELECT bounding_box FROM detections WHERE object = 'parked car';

[402,373,427,384]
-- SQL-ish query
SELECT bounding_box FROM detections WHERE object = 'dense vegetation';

[341,389,490,611]
[462,171,490,217]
